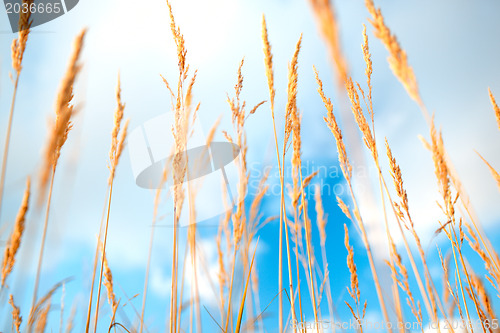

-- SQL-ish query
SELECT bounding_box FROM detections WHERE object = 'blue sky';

[1,0,500,332]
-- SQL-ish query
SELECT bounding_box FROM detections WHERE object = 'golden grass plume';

[11,0,33,75]
[1,177,30,287]
[365,0,420,105]
[39,29,86,202]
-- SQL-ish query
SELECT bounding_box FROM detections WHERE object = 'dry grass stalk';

[385,139,439,320]
[163,4,196,330]
[217,220,228,320]
[261,17,289,331]
[33,30,86,320]
[345,78,377,162]
[350,74,407,325]
[352,34,435,324]
[464,222,500,296]
[227,59,250,249]
[247,174,269,332]
[217,177,233,326]
[438,247,467,327]
[99,244,118,312]
[365,0,421,106]
[488,88,500,131]
[385,140,409,223]
[344,224,366,331]
[0,0,34,217]
[245,173,272,329]
[428,118,487,332]
[362,24,373,120]
[288,169,305,328]
[108,75,127,184]
[336,196,352,221]
[282,34,316,332]
[429,122,475,323]
[316,67,392,330]
[1,177,30,286]
[11,0,33,74]
[224,59,266,333]
[262,15,275,111]
[388,234,423,330]
[185,118,222,333]
[85,202,114,332]
[9,295,22,333]
[93,75,129,333]
[307,0,348,86]
[315,186,335,331]
[315,68,352,181]
[139,154,172,333]
[235,240,259,333]
[284,35,302,150]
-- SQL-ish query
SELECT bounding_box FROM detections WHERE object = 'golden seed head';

[365,0,421,104]
[1,177,30,287]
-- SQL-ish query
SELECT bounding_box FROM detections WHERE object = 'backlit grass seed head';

[166,0,187,75]
[388,233,422,324]
[315,68,352,180]
[165,0,192,222]
[40,30,86,201]
[344,224,360,302]
[337,196,352,221]
[284,34,302,149]
[385,139,410,225]
[262,15,275,109]
[464,223,500,286]
[108,76,129,185]
[345,77,377,161]
[429,116,454,217]
[103,252,118,311]
[98,241,118,311]
[291,109,302,170]
[365,0,420,105]
[362,24,373,118]
[1,177,30,287]
[9,295,22,333]
[110,76,125,163]
[11,0,33,75]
